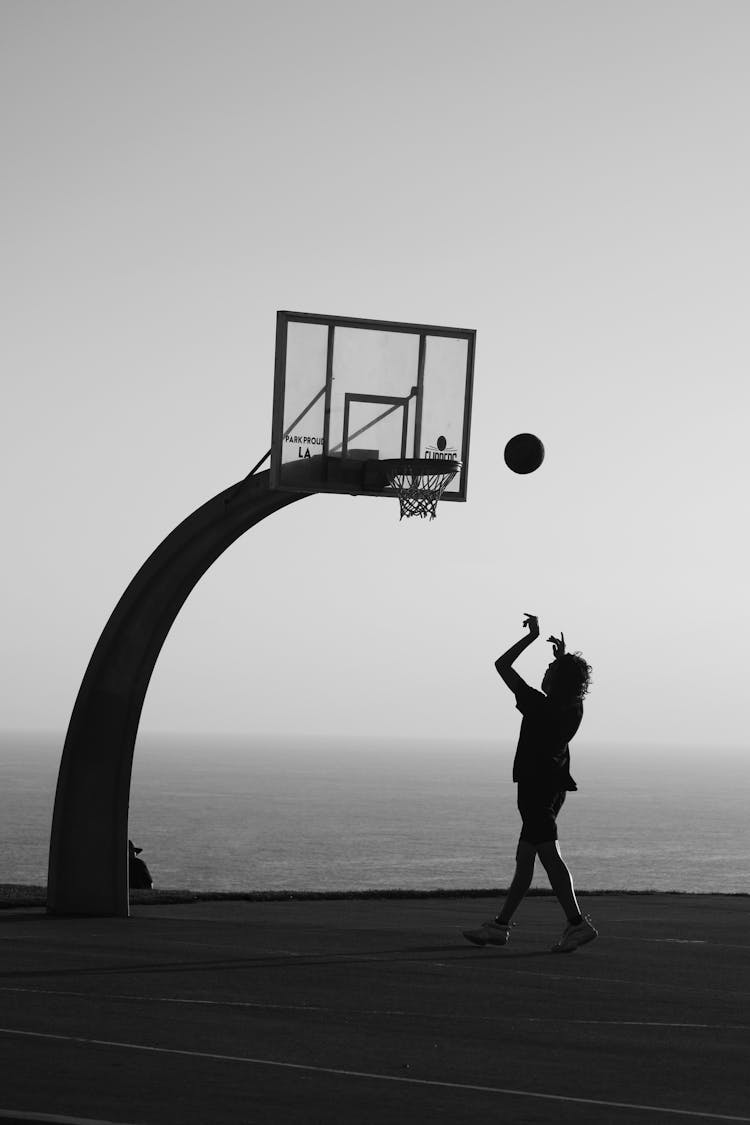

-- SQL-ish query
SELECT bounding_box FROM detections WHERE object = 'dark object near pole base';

[128,840,153,889]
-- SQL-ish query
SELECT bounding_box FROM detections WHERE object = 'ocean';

[1,732,748,894]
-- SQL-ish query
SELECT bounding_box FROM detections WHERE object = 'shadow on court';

[0,893,748,1125]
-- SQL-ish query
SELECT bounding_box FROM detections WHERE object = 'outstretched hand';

[548,632,566,659]
[523,613,540,639]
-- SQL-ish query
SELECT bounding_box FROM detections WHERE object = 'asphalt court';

[0,894,748,1124]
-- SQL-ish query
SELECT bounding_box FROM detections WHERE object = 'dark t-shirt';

[512,682,582,792]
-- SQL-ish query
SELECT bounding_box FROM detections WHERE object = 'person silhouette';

[463,614,597,953]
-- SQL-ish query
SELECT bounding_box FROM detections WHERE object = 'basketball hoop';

[382,458,461,520]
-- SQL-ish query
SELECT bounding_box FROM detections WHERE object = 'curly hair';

[554,652,593,700]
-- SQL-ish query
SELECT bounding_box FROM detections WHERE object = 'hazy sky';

[3,0,749,752]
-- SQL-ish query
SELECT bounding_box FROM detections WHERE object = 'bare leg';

[537,840,581,922]
[496,840,537,924]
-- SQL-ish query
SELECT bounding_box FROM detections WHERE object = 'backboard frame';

[270,310,476,502]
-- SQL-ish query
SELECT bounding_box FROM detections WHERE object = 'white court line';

[616,937,750,949]
[573,935,750,951]
[1,986,748,1032]
[0,1109,133,1125]
[2,950,741,999]
[504,968,742,997]
[527,1019,748,1030]
[1,956,740,998]
[1,939,744,995]
[0,1026,747,1122]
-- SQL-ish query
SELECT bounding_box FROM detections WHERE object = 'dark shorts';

[517,785,567,845]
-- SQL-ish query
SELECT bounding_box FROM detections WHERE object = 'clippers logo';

[425,435,457,460]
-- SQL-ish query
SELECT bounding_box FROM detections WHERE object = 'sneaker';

[550,914,598,953]
[462,920,512,947]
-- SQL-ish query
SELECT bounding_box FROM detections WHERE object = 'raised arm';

[494,614,540,693]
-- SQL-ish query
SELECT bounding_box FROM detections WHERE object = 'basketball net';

[385,459,461,520]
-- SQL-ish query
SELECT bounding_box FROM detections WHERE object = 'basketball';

[504,433,545,474]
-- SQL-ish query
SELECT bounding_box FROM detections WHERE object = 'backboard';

[270,311,475,501]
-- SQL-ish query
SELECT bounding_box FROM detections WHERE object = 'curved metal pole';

[47,470,307,916]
